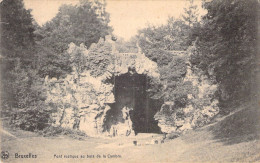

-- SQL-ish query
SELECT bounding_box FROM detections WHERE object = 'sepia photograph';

[0,0,259,162]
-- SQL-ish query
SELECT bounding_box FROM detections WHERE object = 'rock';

[79,109,100,137]
[154,59,219,134]
[44,36,160,137]
[60,108,74,129]
[166,132,180,139]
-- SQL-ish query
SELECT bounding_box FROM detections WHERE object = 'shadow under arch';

[104,72,163,135]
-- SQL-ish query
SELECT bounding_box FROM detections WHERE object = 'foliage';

[1,0,114,133]
[115,37,138,53]
[38,0,112,53]
[159,56,189,104]
[136,18,192,106]
[1,0,37,111]
[0,0,35,59]
[146,77,164,99]
[0,0,51,131]
[155,49,219,132]
[3,60,51,131]
[41,126,88,140]
[35,0,112,78]
[137,19,190,61]
[181,0,199,27]
[35,45,72,79]
[85,37,114,77]
[137,15,221,131]
[66,36,114,77]
[159,56,187,81]
[190,0,259,111]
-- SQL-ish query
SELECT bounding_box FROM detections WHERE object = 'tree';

[114,37,138,53]
[38,0,112,54]
[1,0,37,109]
[1,0,51,131]
[7,61,50,131]
[136,18,189,67]
[190,0,259,111]
[159,56,189,105]
[85,37,114,77]
[36,0,112,78]
[1,0,35,59]
[181,0,199,27]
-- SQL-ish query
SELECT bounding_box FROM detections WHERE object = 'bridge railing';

[113,51,186,61]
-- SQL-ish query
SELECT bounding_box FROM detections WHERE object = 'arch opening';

[104,72,162,136]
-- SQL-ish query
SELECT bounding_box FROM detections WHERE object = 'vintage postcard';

[0,0,259,162]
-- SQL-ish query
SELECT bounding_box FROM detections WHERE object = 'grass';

[209,102,260,145]
[39,126,88,140]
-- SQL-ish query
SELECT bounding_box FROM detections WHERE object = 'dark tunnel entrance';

[105,72,162,135]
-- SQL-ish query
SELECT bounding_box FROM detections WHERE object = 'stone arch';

[45,36,163,137]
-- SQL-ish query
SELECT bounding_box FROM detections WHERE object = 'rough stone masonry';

[44,35,219,137]
[44,35,160,137]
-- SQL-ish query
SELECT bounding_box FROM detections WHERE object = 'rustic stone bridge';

[45,38,163,137]
[44,35,193,137]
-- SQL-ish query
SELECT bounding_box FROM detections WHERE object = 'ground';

[1,103,259,163]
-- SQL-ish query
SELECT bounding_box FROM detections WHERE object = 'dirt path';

[1,129,259,163]
[0,129,17,139]
[1,106,259,163]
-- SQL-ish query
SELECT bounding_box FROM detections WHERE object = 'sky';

[23,0,206,40]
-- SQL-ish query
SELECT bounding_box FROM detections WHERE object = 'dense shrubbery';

[136,17,192,109]
[190,0,259,113]
[159,56,189,103]
[1,59,51,131]
[0,0,51,131]
[154,45,219,132]
[35,0,112,79]
[134,3,199,107]
[67,37,114,77]
[41,126,87,140]
[86,38,114,77]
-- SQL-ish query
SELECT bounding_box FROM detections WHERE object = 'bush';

[2,59,51,131]
[190,0,259,111]
[166,132,180,140]
[41,126,88,140]
[85,37,113,77]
